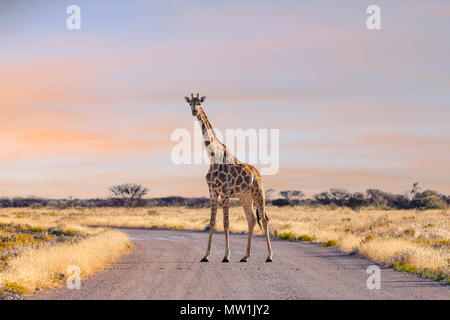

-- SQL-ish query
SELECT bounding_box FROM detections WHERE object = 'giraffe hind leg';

[239,194,256,262]
[254,193,273,262]
[262,215,273,262]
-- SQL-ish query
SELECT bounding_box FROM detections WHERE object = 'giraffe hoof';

[200,257,209,262]
[222,257,230,263]
[240,258,248,263]
[266,257,273,262]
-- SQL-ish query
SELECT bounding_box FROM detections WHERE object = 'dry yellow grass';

[358,238,447,269]
[0,211,131,296]
[0,229,130,294]
[1,206,449,281]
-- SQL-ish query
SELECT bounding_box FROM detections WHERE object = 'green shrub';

[31,227,43,233]
[64,229,77,236]
[277,232,296,241]
[393,263,449,284]
[297,234,313,242]
[0,255,9,269]
[411,190,448,210]
[271,199,290,207]
[52,272,66,283]
[321,240,338,247]
[3,281,28,294]
[362,234,375,243]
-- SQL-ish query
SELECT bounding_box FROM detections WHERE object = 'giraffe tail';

[255,209,269,230]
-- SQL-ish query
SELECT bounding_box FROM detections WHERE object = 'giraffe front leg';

[240,220,255,262]
[222,197,231,263]
[201,194,217,262]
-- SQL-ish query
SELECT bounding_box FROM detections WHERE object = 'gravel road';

[29,228,449,300]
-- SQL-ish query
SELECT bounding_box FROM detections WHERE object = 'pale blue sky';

[0,0,449,197]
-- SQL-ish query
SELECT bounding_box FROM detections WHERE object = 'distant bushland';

[0,196,211,209]
[0,183,448,210]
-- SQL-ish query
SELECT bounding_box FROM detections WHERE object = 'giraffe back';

[206,163,264,199]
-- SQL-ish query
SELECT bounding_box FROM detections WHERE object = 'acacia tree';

[409,182,421,199]
[109,183,149,208]
[347,192,366,211]
[328,188,350,206]
[280,190,305,205]
[313,191,332,205]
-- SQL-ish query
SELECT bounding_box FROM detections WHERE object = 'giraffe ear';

[184,96,191,103]
[200,96,206,103]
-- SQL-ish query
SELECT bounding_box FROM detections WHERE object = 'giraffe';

[184,93,273,263]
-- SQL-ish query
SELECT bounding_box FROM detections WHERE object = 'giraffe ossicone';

[184,93,273,263]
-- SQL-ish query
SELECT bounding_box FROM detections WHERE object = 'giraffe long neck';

[196,107,216,145]
[196,107,237,165]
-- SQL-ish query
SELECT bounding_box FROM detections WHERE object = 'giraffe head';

[184,93,206,116]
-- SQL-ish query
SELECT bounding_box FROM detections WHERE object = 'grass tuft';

[393,263,449,284]
[277,232,296,241]
[2,281,29,295]
[30,227,43,233]
[64,229,77,236]
[321,240,338,247]
[297,234,314,242]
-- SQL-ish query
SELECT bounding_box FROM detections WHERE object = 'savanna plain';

[0,206,448,298]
